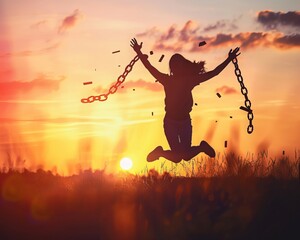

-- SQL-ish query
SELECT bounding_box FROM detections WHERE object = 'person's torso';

[163,76,196,120]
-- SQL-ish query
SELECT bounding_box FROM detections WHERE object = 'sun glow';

[120,157,133,171]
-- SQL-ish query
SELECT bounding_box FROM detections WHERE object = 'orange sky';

[0,1,299,175]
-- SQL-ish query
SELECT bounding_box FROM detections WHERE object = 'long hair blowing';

[169,53,206,76]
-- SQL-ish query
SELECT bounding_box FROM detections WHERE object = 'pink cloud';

[58,9,81,34]
[136,27,160,38]
[238,32,271,48]
[93,85,105,94]
[179,20,199,41]
[124,79,162,92]
[0,43,60,58]
[210,33,233,46]
[203,20,238,32]
[216,85,238,95]
[30,20,47,30]
[257,10,300,30]
[273,33,300,49]
[137,20,300,52]
[0,74,65,100]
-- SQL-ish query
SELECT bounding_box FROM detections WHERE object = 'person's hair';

[169,53,206,76]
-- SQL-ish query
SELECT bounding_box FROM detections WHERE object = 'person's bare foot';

[200,141,215,158]
[147,146,163,162]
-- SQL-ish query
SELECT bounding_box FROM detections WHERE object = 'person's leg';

[164,117,181,149]
[147,146,163,162]
[177,119,215,160]
[182,141,216,160]
[147,147,182,163]
[162,117,183,163]
[177,118,195,160]
[200,140,216,158]
[178,118,192,149]
[147,117,182,163]
[160,150,182,163]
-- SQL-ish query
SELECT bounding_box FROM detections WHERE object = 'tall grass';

[0,151,299,240]
[140,150,300,179]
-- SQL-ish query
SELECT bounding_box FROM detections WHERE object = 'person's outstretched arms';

[130,38,167,83]
[197,47,241,84]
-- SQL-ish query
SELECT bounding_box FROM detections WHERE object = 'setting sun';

[120,157,133,171]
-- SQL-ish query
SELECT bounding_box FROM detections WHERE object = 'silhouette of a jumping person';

[130,38,240,163]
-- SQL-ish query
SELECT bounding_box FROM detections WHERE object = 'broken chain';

[81,55,140,103]
[232,57,254,134]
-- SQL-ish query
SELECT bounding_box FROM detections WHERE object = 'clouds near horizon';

[0,43,60,58]
[216,85,238,95]
[0,74,65,100]
[137,12,300,52]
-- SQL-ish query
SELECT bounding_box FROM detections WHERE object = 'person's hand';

[228,47,241,60]
[130,38,143,53]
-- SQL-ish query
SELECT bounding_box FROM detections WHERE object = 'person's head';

[169,53,205,76]
[169,54,187,76]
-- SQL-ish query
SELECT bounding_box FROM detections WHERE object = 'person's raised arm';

[197,47,240,84]
[130,38,167,83]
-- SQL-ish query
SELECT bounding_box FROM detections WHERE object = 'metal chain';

[81,55,140,103]
[232,57,254,134]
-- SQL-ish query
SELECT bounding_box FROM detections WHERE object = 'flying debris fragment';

[112,50,120,54]
[150,51,153,55]
[224,140,228,148]
[199,41,206,47]
[83,81,93,85]
[159,54,165,62]
[240,106,252,113]
[216,92,221,98]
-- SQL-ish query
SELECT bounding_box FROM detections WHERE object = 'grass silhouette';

[0,151,299,239]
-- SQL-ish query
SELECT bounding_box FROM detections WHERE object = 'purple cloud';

[257,10,300,29]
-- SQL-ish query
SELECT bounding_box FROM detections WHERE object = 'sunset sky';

[1,0,299,175]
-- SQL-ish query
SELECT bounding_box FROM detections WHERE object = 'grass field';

[0,152,299,240]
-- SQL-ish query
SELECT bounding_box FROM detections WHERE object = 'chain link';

[232,57,254,134]
[81,55,139,103]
